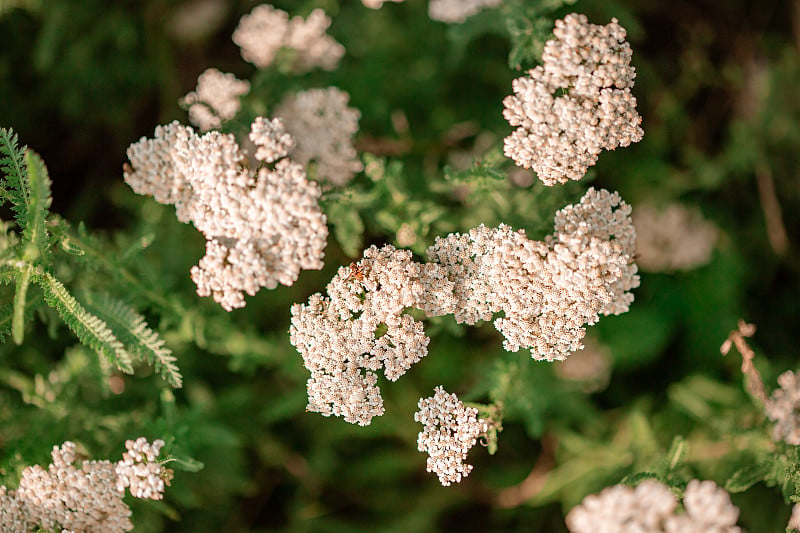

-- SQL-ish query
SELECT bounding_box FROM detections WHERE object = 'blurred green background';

[0,0,798,531]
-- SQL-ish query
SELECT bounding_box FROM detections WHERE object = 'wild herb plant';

[0,0,799,531]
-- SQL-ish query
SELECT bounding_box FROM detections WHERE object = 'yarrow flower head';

[428,0,503,23]
[765,370,800,445]
[275,87,363,186]
[566,479,741,533]
[124,117,327,310]
[232,5,344,72]
[115,437,172,500]
[428,187,639,360]
[503,13,643,185]
[414,386,488,486]
[291,188,638,426]
[633,202,718,272]
[290,245,454,426]
[181,68,250,131]
[0,439,171,532]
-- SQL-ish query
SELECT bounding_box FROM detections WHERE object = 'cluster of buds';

[115,437,173,500]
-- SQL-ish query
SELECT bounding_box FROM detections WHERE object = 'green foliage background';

[0,0,799,531]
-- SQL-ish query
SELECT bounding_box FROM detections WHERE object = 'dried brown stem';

[755,163,790,256]
[720,320,767,404]
[494,433,556,508]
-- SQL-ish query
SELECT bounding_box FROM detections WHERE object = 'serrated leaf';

[22,150,52,263]
[0,127,27,210]
[0,130,51,264]
[35,271,133,374]
[725,461,771,493]
[85,293,182,388]
[59,235,85,256]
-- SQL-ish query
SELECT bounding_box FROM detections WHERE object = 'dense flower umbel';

[232,5,344,72]
[291,188,638,425]
[633,202,718,272]
[429,187,639,359]
[503,14,643,185]
[124,117,327,310]
[275,87,363,186]
[765,370,800,445]
[1,439,172,533]
[414,387,488,486]
[181,68,250,131]
[566,479,741,533]
[290,245,454,425]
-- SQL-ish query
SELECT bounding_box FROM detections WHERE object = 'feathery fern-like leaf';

[35,271,134,374]
[86,293,182,388]
[0,127,27,211]
[49,219,183,317]
[0,129,53,264]
[22,150,52,262]
[12,263,33,345]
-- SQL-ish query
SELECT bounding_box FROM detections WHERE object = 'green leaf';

[12,263,32,344]
[0,131,52,264]
[35,271,134,374]
[165,455,205,473]
[665,436,689,473]
[327,202,365,258]
[503,0,577,70]
[22,150,52,263]
[725,461,771,493]
[620,471,660,486]
[0,127,27,210]
[85,293,182,388]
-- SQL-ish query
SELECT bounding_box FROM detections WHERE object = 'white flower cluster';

[290,245,454,426]
[414,386,488,486]
[115,437,168,500]
[124,117,327,310]
[765,370,800,445]
[633,202,718,272]
[503,13,643,185]
[566,479,741,533]
[232,5,345,72]
[428,187,638,359]
[181,68,250,131]
[0,439,171,533]
[429,0,503,23]
[276,87,363,186]
[290,188,637,425]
